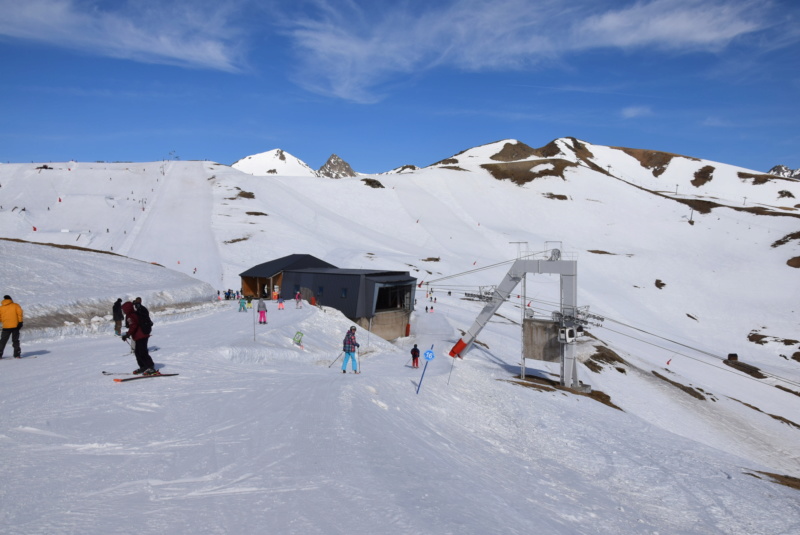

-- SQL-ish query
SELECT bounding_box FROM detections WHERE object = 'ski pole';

[328,352,344,368]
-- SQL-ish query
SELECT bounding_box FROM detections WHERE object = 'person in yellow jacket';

[0,295,24,359]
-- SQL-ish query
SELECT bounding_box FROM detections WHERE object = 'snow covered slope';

[0,238,214,333]
[0,137,799,533]
[0,240,798,535]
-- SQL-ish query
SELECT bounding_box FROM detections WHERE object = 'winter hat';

[3,295,11,300]
[350,326,357,331]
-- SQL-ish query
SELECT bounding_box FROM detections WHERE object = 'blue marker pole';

[416,345,435,395]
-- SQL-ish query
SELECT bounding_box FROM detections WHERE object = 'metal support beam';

[449,251,585,390]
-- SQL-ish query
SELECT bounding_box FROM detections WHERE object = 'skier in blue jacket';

[342,326,360,374]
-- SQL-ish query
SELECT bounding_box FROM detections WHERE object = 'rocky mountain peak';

[768,164,800,178]
[318,154,357,178]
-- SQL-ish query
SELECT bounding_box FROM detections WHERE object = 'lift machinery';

[448,249,590,392]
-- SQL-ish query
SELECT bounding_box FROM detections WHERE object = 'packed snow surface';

[1,137,799,534]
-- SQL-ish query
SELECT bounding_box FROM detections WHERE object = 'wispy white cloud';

[571,0,765,51]
[0,0,245,72]
[282,0,792,102]
[621,106,653,119]
[700,116,735,127]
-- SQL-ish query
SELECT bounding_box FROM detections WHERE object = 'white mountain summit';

[231,148,318,177]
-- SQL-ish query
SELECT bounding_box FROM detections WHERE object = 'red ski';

[114,373,179,382]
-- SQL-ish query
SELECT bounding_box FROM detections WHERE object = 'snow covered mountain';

[317,153,358,178]
[769,164,800,178]
[231,148,318,177]
[1,137,799,534]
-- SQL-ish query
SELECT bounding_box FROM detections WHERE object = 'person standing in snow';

[121,301,156,375]
[295,291,302,308]
[238,297,247,312]
[112,298,123,336]
[277,297,285,310]
[341,326,360,374]
[0,295,24,359]
[410,344,420,368]
[133,296,149,316]
[257,298,267,324]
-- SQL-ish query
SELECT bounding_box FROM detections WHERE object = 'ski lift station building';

[240,254,417,341]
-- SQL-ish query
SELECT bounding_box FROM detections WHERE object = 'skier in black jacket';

[112,298,123,336]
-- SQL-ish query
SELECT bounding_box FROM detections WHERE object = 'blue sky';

[1,0,798,173]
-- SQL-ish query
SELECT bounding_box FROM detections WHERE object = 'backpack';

[136,305,153,335]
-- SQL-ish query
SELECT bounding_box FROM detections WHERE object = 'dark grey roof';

[239,254,337,278]
[287,267,416,282]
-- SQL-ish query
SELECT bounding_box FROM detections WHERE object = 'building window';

[318,286,324,296]
[341,288,347,299]
[376,285,409,310]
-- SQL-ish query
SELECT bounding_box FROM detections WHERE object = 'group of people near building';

[3,291,423,377]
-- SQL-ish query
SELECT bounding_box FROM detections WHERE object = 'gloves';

[356,343,360,348]
[17,322,22,329]
[121,334,129,342]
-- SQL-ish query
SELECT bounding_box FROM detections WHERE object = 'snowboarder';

[257,298,267,324]
[112,298,123,336]
[121,301,156,375]
[342,326,360,374]
[410,344,420,368]
[0,295,24,359]
[238,297,247,312]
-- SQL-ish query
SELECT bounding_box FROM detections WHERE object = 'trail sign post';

[416,345,435,395]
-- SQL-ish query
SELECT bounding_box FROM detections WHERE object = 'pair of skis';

[102,370,178,382]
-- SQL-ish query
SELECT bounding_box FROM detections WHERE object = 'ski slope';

[2,287,798,534]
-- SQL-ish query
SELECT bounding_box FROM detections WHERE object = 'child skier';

[342,326,360,374]
[410,344,420,368]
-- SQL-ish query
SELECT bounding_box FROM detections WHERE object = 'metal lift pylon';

[448,249,588,391]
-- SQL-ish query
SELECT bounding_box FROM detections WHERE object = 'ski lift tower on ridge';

[449,247,590,392]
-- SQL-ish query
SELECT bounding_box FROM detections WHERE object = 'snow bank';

[0,239,216,338]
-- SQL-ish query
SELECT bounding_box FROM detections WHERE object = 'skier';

[133,296,149,316]
[278,296,285,310]
[257,298,267,324]
[121,301,156,375]
[238,297,247,312]
[112,298,123,336]
[295,291,302,309]
[410,344,420,368]
[0,295,24,359]
[341,326,360,374]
